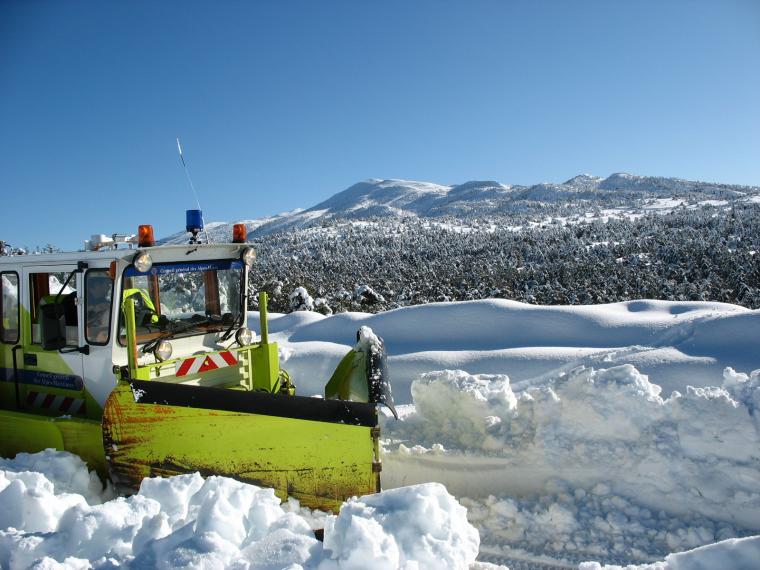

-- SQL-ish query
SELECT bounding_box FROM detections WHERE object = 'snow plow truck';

[0,220,396,511]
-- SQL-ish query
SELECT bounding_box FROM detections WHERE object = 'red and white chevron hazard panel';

[174,350,238,377]
[26,391,86,415]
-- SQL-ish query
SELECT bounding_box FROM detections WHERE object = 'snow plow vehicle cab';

[0,224,395,511]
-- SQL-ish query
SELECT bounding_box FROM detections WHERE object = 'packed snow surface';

[578,536,760,570]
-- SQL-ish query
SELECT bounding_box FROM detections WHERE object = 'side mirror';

[41,303,67,351]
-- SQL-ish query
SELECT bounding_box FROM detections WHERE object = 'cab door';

[81,267,118,411]
[19,264,88,418]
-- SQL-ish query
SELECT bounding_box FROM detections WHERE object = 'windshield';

[120,260,244,345]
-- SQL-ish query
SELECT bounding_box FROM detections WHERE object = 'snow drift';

[254,298,760,402]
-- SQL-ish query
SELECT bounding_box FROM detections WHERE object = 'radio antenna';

[176,138,209,243]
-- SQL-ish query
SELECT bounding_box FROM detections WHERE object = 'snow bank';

[243,299,760,564]
[381,365,760,564]
[0,451,478,570]
[251,299,760,402]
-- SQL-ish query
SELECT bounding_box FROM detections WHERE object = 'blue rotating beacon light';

[186,209,204,244]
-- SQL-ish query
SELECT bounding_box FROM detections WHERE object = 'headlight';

[133,252,153,273]
[155,340,173,361]
[235,327,254,346]
[241,247,256,268]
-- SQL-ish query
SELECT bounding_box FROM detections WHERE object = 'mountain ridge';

[160,172,760,243]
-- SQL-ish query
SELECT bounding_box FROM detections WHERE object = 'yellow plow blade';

[102,380,380,511]
[0,409,108,476]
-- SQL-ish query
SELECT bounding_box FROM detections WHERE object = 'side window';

[86,270,113,345]
[0,272,19,343]
[29,271,78,346]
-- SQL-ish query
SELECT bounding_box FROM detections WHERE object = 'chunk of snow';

[323,483,479,569]
[0,451,478,569]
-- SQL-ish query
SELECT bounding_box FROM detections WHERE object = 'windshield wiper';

[142,314,224,353]
[218,312,244,342]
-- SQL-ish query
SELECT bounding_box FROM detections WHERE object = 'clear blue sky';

[2,0,759,251]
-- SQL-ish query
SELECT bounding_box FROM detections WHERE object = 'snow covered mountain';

[160,172,760,244]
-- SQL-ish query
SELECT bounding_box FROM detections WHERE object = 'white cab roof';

[0,243,249,269]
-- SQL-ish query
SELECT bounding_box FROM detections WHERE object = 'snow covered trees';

[288,287,314,312]
[247,204,760,314]
[0,241,26,256]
